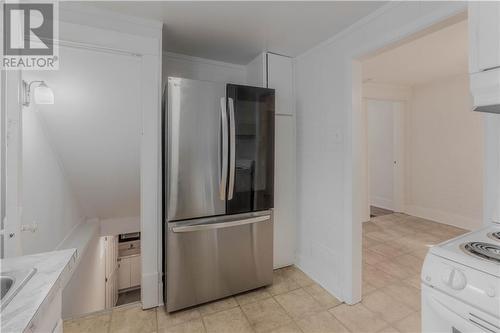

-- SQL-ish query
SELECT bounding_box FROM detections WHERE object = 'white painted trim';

[297,2,400,60]
[163,51,246,71]
[347,3,467,305]
[57,7,163,309]
[404,205,475,231]
[140,52,162,309]
[3,7,163,308]
[4,71,22,258]
[371,196,394,212]
[59,3,162,35]
[345,59,363,304]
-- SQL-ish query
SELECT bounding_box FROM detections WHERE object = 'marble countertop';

[0,249,77,333]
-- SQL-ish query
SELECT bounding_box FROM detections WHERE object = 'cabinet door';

[117,257,131,290]
[130,255,141,287]
[273,115,296,268]
[267,53,293,115]
[471,2,500,72]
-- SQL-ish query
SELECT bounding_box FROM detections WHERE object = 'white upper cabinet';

[267,53,294,115]
[469,2,500,73]
[245,51,296,269]
[246,53,267,87]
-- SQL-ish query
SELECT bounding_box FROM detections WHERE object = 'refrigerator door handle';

[171,215,270,233]
[220,97,229,200]
[228,97,236,200]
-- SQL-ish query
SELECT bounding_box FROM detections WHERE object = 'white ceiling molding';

[86,1,386,64]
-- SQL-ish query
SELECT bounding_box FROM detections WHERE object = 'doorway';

[17,43,143,318]
[356,13,484,304]
[366,99,405,217]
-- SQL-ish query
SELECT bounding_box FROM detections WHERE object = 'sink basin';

[1,276,14,299]
[0,268,37,310]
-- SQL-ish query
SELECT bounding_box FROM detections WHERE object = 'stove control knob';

[450,269,467,290]
[441,268,453,285]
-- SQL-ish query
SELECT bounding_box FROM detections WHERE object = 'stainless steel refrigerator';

[163,77,275,312]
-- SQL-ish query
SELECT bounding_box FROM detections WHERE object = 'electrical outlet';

[21,222,38,233]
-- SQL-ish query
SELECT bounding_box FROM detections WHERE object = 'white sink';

[0,268,37,310]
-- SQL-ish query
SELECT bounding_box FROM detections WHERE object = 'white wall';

[163,52,247,86]
[363,76,483,231]
[367,100,395,211]
[62,230,105,319]
[406,74,483,230]
[101,216,140,236]
[294,1,467,303]
[21,109,83,255]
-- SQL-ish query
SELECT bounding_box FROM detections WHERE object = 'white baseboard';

[371,196,394,211]
[404,204,478,230]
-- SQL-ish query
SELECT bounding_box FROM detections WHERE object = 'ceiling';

[23,45,141,220]
[362,19,468,86]
[85,1,386,64]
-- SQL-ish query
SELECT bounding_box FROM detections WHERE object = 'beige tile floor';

[63,213,467,333]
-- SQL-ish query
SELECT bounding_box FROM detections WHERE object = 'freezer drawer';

[165,211,273,312]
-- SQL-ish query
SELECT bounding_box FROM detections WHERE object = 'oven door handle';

[171,215,270,233]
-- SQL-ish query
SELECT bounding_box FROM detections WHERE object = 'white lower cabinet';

[31,290,62,333]
[117,255,141,290]
[130,255,141,287]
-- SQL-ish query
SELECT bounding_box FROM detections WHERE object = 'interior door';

[104,236,119,308]
[167,77,227,221]
[226,85,275,214]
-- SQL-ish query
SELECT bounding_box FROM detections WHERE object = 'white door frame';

[1,7,163,309]
[2,70,23,258]
[348,5,467,304]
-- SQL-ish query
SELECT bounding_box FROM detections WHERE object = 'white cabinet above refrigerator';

[469,2,500,74]
[469,2,500,114]
[246,52,297,269]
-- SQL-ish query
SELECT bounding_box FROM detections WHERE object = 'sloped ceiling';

[363,19,468,86]
[23,45,141,220]
[82,1,387,64]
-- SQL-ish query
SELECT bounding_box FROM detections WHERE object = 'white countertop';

[0,249,77,333]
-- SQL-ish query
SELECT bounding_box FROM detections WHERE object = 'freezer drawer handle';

[171,215,270,233]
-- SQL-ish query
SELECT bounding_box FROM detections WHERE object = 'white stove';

[421,223,500,333]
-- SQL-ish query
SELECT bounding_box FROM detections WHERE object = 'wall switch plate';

[21,223,38,233]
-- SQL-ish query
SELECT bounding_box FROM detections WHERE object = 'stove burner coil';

[487,231,500,242]
[460,242,500,264]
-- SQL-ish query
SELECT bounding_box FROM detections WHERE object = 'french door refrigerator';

[164,77,275,312]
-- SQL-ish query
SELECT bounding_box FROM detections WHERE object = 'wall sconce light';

[22,80,54,107]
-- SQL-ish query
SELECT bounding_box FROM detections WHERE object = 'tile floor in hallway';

[63,213,468,333]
